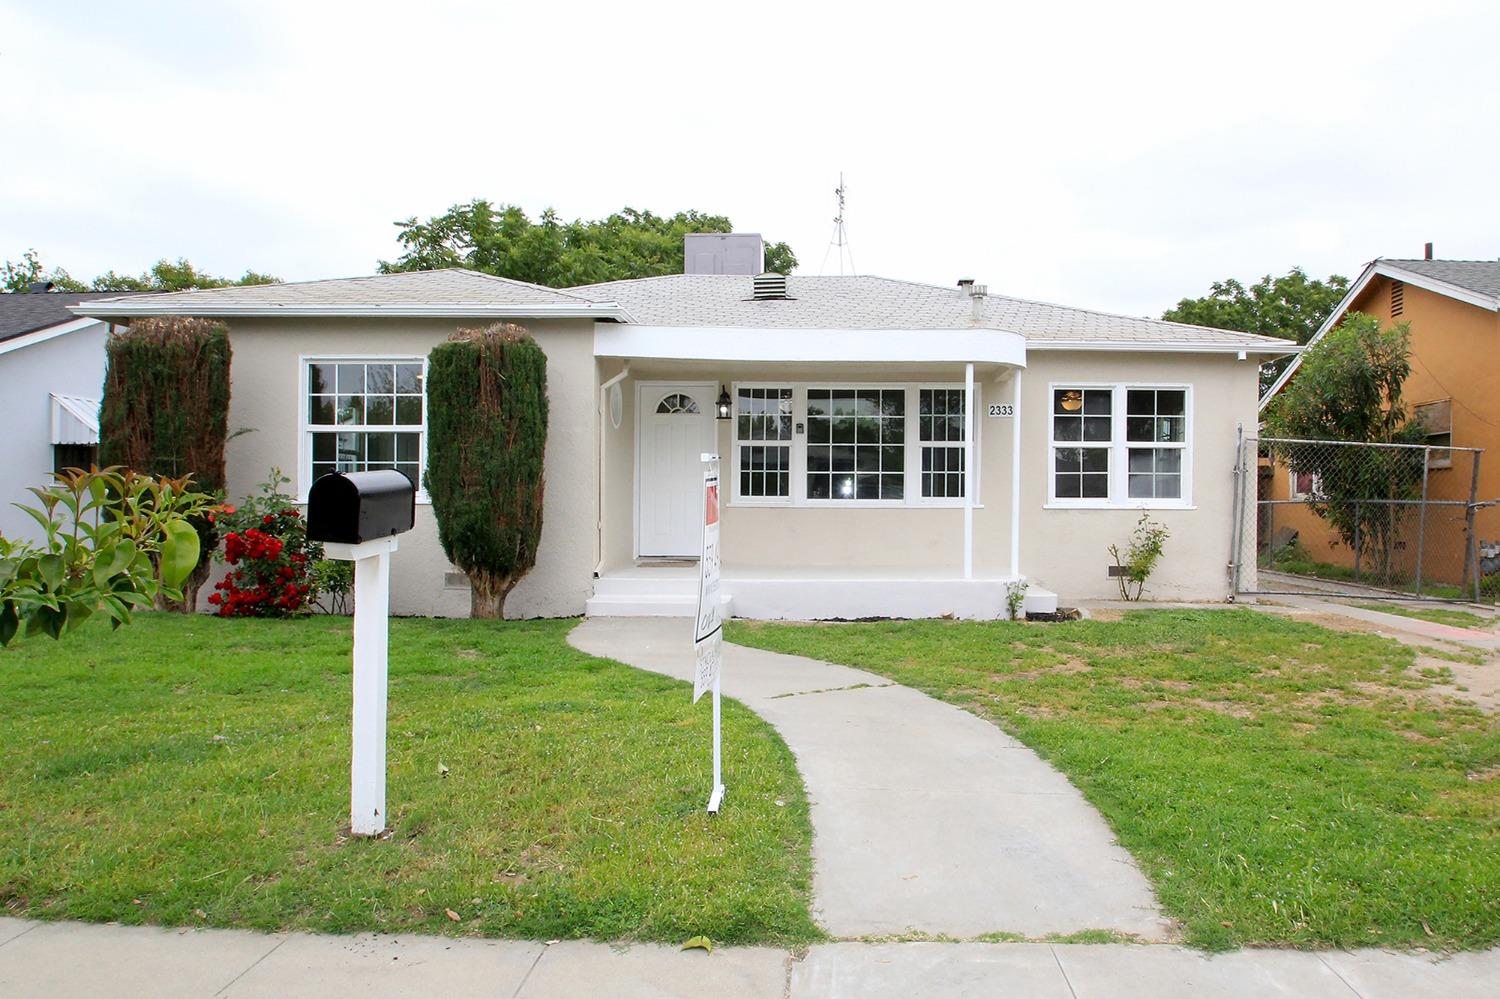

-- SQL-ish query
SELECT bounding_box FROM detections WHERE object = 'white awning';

[50,393,100,446]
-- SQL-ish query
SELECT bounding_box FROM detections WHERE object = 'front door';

[637,382,717,557]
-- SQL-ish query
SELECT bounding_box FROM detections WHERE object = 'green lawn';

[729,610,1500,951]
[1352,602,1494,630]
[0,615,817,945]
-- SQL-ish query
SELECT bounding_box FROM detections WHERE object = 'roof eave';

[1028,339,1300,356]
[67,301,634,322]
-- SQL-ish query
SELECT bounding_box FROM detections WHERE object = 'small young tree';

[424,323,548,618]
[99,317,232,609]
[1263,312,1428,579]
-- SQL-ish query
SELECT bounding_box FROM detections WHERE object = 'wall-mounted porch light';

[716,385,732,420]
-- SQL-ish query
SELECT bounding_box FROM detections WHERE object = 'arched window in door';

[656,393,701,415]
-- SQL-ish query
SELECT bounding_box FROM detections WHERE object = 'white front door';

[638,382,717,557]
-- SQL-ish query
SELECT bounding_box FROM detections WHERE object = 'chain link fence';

[1231,436,1494,601]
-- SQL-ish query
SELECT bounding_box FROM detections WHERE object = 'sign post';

[693,453,725,814]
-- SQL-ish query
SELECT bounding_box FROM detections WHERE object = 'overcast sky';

[3,0,1495,316]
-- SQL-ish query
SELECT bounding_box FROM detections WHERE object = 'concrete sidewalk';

[2,918,1496,998]
[569,617,1168,940]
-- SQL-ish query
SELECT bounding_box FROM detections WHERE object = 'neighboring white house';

[74,245,1295,618]
[0,287,132,544]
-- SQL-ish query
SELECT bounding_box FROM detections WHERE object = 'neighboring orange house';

[1257,255,1500,589]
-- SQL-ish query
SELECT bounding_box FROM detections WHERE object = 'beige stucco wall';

[218,316,597,618]
[1019,351,1259,600]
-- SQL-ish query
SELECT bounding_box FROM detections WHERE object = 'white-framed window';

[919,388,968,498]
[730,382,977,507]
[1289,469,1322,501]
[1414,399,1452,469]
[1048,384,1192,507]
[736,386,793,499]
[302,357,427,501]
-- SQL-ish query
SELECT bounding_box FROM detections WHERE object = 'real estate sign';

[693,457,723,703]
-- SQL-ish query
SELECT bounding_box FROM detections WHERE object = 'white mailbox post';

[323,536,399,836]
[306,468,416,839]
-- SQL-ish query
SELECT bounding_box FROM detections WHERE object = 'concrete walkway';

[2,918,1496,998]
[568,618,1170,940]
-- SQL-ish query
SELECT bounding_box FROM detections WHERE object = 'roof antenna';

[819,174,855,276]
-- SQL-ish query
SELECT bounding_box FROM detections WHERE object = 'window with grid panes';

[806,387,905,500]
[919,388,967,498]
[735,386,793,498]
[1125,389,1186,499]
[1051,388,1112,499]
[307,360,424,488]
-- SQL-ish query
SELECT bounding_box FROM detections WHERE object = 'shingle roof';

[1380,259,1500,301]
[0,291,148,344]
[78,269,596,310]
[566,274,1295,349]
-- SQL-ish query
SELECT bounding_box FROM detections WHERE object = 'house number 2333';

[987,403,1016,418]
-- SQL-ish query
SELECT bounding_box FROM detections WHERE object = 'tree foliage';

[424,323,548,619]
[1163,267,1349,391]
[2,248,278,293]
[99,317,233,609]
[1262,313,1428,579]
[379,201,797,286]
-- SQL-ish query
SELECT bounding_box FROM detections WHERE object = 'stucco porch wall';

[599,360,1020,578]
[219,316,598,619]
[1019,350,1258,600]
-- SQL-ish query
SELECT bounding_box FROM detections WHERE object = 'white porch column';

[1009,369,1023,578]
[964,362,975,579]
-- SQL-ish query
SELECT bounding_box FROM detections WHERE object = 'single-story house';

[74,250,1293,619]
[0,285,147,544]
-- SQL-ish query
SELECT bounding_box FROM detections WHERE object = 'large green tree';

[2,249,278,293]
[424,323,548,619]
[1164,267,1349,391]
[1262,313,1427,581]
[379,201,798,286]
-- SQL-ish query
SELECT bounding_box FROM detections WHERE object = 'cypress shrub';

[424,323,548,619]
[99,317,231,610]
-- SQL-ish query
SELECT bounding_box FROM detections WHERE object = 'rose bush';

[209,471,320,617]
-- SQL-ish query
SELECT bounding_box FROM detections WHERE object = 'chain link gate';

[1231,435,1493,602]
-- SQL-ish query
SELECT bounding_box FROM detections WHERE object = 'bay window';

[1049,385,1190,506]
[304,358,426,498]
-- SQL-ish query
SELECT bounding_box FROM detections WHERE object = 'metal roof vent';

[750,272,791,300]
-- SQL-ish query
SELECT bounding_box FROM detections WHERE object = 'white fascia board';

[1378,262,1500,313]
[0,316,104,357]
[67,301,632,321]
[593,325,1028,366]
[1027,339,1300,356]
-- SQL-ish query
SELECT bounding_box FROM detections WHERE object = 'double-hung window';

[306,359,425,497]
[919,388,968,498]
[1050,385,1190,506]
[736,386,793,499]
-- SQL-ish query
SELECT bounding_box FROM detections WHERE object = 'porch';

[585,563,1058,619]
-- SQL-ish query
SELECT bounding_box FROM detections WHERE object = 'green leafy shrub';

[424,323,548,618]
[1108,513,1171,601]
[99,317,231,610]
[0,468,217,645]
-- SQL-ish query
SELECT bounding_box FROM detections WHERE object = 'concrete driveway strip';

[568,617,1171,940]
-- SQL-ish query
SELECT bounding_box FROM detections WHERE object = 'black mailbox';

[307,470,416,545]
